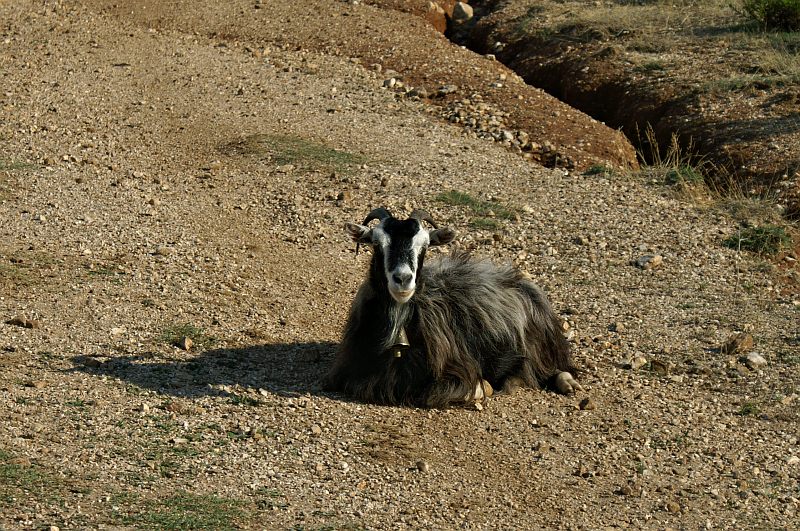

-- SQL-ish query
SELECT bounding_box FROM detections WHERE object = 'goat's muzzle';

[389,288,415,304]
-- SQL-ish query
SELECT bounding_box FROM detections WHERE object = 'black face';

[371,218,428,304]
[381,218,423,278]
[344,211,457,304]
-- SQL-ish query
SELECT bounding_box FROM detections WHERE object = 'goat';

[323,207,581,408]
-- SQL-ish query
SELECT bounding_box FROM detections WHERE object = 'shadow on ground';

[70,341,337,399]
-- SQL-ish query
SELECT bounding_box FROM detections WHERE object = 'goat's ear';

[345,222,373,244]
[429,227,456,246]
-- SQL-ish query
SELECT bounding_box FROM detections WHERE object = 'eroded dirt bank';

[456,0,800,217]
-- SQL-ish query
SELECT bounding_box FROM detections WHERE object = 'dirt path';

[1,1,798,529]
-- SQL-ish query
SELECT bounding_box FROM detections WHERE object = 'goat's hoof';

[554,371,583,394]
[502,376,525,395]
[465,380,493,402]
[481,379,494,398]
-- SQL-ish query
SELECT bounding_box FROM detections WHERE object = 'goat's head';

[345,208,456,303]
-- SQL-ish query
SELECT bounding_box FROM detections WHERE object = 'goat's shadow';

[70,341,337,400]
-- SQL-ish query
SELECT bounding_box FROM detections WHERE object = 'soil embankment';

[452,1,800,217]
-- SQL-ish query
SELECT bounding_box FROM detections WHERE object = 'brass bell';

[390,327,410,358]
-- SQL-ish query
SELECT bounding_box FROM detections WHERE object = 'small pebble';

[744,352,767,370]
[650,360,669,376]
[665,501,680,513]
[635,254,663,270]
[416,460,430,473]
[176,336,193,350]
[721,333,754,355]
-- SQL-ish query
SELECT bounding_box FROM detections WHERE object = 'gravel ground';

[1,1,798,529]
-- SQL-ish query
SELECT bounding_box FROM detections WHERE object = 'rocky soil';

[1,1,798,529]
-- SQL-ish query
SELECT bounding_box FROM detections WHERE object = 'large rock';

[452,2,473,22]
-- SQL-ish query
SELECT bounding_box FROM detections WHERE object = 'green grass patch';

[436,190,517,220]
[737,402,761,416]
[0,450,67,510]
[223,133,366,173]
[722,225,791,255]
[635,60,666,73]
[86,264,126,285]
[0,262,32,287]
[777,350,800,365]
[161,322,215,349]
[583,164,615,176]
[0,452,44,490]
[290,522,366,531]
[118,491,245,530]
[665,164,704,186]
[701,74,799,94]
[254,487,288,511]
[514,5,547,36]
[741,0,800,31]
[229,393,262,407]
[0,159,38,172]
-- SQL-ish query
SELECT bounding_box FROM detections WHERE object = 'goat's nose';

[392,272,412,286]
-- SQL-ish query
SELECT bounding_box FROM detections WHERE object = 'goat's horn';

[362,207,392,226]
[409,209,438,229]
[355,207,391,259]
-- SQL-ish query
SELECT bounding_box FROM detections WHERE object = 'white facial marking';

[371,225,390,251]
[411,228,430,256]
[385,224,430,304]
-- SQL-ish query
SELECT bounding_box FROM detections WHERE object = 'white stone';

[745,352,767,370]
[452,2,473,21]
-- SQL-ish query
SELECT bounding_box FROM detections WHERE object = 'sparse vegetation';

[723,225,792,255]
[0,262,32,287]
[514,5,546,36]
[223,133,366,173]
[583,164,615,176]
[0,451,44,504]
[0,159,38,172]
[229,393,262,407]
[635,60,666,73]
[737,402,761,416]
[665,164,704,186]
[436,190,517,220]
[118,491,245,530]
[741,0,800,31]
